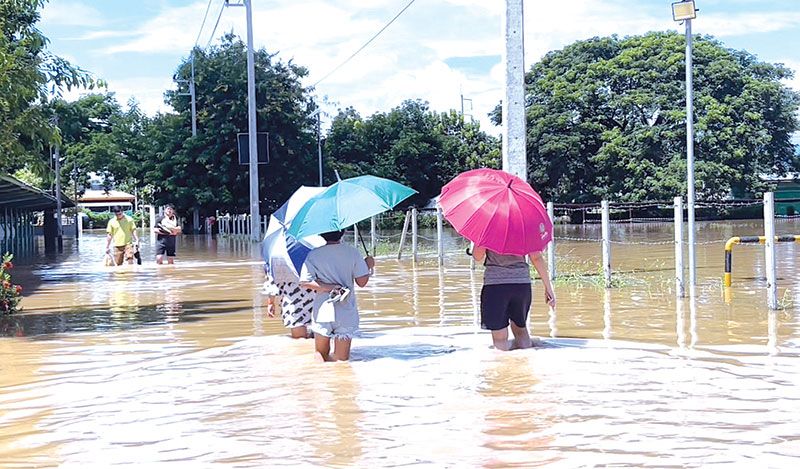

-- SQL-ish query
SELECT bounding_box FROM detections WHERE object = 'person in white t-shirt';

[299,229,374,362]
[155,205,181,264]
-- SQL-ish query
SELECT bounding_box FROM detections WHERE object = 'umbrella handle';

[357,228,370,257]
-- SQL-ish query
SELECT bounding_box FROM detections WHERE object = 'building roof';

[760,173,800,182]
[0,174,75,211]
[78,189,136,203]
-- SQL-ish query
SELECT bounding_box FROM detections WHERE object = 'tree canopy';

[504,32,800,202]
[0,0,98,177]
[138,34,318,214]
[325,100,500,207]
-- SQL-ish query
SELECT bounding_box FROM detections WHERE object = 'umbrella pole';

[357,227,370,257]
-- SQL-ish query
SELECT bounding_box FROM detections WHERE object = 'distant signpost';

[237,132,269,165]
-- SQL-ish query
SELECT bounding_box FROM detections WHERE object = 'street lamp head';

[672,1,697,21]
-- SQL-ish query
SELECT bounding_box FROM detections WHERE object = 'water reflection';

[676,297,686,350]
[438,266,445,327]
[469,267,479,327]
[478,354,556,467]
[602,289,612,340]
[547,306,558,338]
[689,288,699,349]
[768,310,779,356]
[307,364,363,467]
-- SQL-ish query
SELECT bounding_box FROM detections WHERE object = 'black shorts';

[480,283,532,331]
[156,236,177,257]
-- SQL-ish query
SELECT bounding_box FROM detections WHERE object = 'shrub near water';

[1,253,22,314]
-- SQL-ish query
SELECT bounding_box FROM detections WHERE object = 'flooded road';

[1,220,799,467]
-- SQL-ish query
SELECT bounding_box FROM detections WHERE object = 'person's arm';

[298,259,340,293]
[528,252,556,307]
[105,221,114,252]
[472,245,486,263]
[300,279,341,293]
[131,218,139,245]
[355,256,375,288]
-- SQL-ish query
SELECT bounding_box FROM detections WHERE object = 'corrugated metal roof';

[0,175,75,210]
[78,189,135,203]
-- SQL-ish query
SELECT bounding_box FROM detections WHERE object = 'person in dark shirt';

[155,205,181,264]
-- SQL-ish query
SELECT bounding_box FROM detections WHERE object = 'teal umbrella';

[287,175,416,241]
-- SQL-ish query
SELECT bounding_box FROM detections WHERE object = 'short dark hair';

[111,206,123,213]
[320,230,345,242]
[165,204,175,210]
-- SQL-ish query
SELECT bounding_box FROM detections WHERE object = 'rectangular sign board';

[237,132,269,165]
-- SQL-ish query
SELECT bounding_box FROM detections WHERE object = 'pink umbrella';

[438,168,552,255]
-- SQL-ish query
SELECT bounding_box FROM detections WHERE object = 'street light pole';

[672,1,698,287]
[685,17,696,287]
[317,111,323,186]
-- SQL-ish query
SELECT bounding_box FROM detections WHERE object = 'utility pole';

[309,107,323,186]
[502,0,526,180]
[190,54,197,137]
[244,0,260,241]
[222,0,261,240]
[460,93,472,122]
[175,54,198,137]
[52,116,63,251]
[317,111,323,186]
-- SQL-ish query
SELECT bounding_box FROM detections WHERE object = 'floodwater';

[1,220,799,467]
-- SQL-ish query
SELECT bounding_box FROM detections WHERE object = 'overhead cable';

[312,0,418,88]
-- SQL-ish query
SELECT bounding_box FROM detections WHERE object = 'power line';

[194,0,216,48]
[205,0,227,49]
[312,0,418,88]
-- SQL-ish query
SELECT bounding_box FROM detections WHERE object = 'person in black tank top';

[472,246,555,351]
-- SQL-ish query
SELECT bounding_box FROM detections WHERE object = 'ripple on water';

[1,327,799,467]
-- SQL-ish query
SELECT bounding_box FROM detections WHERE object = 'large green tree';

[325,100,500,206]
[0,0,98,177]
[505,32,800,202]
[51,93,148,196]
[142,34,317,215]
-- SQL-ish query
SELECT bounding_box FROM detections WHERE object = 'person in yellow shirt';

[105,206,139,266]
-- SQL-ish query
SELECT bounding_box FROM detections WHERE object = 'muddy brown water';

[1,220,798,467]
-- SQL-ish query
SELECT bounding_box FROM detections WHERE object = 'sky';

[39,0,800,138]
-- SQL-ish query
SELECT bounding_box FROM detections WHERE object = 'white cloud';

[58,77,174,116]
[778,60,800,91]
[699,12,800,37]
[40,1,105,28]
[63,0,800,139]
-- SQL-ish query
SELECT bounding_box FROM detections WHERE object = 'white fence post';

[674,196,685,298]
[353,223,359,249]
[601,200,611,288]
[547,201,555,281]
[397,210,410,260]
[370,215,377,256]
[764,192,778,310]
[411,207,418,263]
[436,207,444,266]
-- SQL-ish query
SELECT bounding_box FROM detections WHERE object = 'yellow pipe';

[724,236,740,252]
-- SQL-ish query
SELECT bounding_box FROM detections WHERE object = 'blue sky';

[39,0,800,136]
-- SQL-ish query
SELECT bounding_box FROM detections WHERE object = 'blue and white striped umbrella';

[262,186,326,279]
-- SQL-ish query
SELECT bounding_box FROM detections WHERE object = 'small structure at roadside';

[78,188,135,213]
[1,174,74,256]
[762,173,800,216]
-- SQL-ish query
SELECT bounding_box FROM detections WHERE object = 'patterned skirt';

[276,281,315,329]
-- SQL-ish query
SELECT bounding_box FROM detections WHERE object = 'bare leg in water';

[314,334,353,361]
[491,323,533,351]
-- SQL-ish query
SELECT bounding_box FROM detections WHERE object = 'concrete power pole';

[502,0,526,180]
[245,0,261,241]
